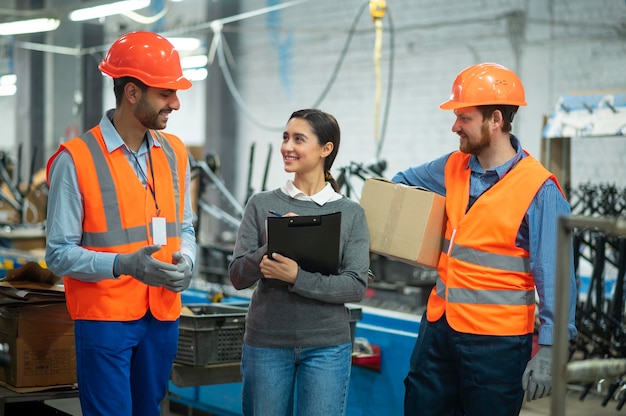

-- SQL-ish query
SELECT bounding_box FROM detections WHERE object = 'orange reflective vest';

[46,127,188,321]
[426,151,563,336]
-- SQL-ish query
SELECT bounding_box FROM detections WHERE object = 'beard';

[460,122,491,155]
[135,95,168,130]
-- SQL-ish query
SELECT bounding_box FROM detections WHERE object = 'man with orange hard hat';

[394,63,578,415]
[45,31,196,416]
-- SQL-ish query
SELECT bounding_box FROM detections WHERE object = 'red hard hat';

[440,63,526,110]
[99,31,191,90]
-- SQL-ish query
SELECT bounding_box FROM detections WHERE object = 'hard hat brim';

[440,99,527,110]
[150,77,193,91]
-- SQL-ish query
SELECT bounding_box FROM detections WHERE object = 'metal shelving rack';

[553,215,626,415]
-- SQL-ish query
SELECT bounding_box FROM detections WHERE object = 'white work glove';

[522,346,552,401]
[164,252,193,293]
[114,245,182,288]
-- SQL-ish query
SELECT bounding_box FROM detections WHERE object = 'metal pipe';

[552,215,626,416]
[552,215,572,416]
[566,359,626,383]
[195,160,244,217]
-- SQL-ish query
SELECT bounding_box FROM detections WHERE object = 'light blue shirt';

[392,135,577,345]
[45,110,196,282]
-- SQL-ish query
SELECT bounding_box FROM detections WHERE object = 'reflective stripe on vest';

[442,238,531,274]
[436,276,535,306]
[79,131,182,248]
[436,238,535,307]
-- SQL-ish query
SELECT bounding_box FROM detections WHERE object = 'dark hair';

[113,76,148,105]
[288,109,341,192]
[477,105,519,133]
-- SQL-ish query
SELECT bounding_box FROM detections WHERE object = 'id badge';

[152,217,167,245]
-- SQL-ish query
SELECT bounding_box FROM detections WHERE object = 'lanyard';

[131,135,160,216]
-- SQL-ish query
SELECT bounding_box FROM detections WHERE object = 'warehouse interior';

[0,0,624,415]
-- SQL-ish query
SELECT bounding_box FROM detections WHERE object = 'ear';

[492,109,503,127]
[124,82,140,104]
[321,141,334,158]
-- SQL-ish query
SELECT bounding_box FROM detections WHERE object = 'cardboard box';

[0,302,76,388]
[360,178,446,269]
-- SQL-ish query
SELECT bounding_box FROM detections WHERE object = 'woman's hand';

[260,252,298,283]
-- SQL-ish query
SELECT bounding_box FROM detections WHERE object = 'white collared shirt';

[280,180,342,206]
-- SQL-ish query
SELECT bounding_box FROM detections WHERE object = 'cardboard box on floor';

[0,302,76,389]
[360,178,446,269]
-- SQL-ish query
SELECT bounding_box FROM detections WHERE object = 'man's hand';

[114,245,182,288]
[522,346,552,401]
[164,252,193,292]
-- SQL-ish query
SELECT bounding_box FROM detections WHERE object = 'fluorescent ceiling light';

[0,74,16,96]
[168,37,201,51]
[183,68,207,82]
[0,74,16,86]
[181,54,208,69]
[0,18,60,36]
[69,0,151,22]
[0,85,16,96]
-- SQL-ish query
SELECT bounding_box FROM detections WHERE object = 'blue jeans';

[404,315,532,416]
[241,342,352,416]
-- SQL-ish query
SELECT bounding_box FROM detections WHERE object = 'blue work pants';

[74,311,179,416]
[404,315,532,416]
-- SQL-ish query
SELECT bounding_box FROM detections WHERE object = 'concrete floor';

[520,384,625,416]
[41,386,625,416]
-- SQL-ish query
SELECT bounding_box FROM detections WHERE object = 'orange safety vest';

[426,151,563,336]
[46,127,188,321]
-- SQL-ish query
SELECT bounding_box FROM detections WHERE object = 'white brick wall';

[223,0,626,200]
[6,0,620,202]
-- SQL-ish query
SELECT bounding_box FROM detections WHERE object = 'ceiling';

[0,0,145,22]
[0,0,210,72]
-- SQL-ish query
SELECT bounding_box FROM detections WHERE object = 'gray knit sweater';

[228,188,370,348]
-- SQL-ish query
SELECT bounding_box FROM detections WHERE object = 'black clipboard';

[267,212,341,275]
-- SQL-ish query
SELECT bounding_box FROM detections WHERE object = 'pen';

[269,210,283,217]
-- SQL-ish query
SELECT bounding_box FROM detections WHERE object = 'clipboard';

[267,212,341,275]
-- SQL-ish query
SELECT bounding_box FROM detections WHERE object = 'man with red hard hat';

[45,31,196,415]
[394,63,577,415]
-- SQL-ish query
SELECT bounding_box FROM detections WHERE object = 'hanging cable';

[370,0,386,145]
[214,23,284,131]
[121,0,172,24]
[375,7,394,161]
[311,2,368,107]
[208,0,396,157]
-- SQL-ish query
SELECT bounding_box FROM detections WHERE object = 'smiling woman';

[229,108,371,416]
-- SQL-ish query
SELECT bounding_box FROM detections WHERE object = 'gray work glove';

[114,245,182,288]
[522,346,552,401]
[164,252,193,293]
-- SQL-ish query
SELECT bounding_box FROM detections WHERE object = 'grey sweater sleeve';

[228,194,268,289]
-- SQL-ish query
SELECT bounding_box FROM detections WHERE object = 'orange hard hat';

[440,63,526,110]
[99,31,191,90]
